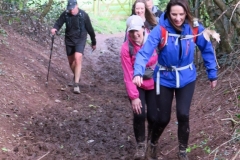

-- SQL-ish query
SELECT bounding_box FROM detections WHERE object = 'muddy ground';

[0,26,239,160]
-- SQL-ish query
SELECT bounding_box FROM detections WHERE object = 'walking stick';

[45,34,55,87]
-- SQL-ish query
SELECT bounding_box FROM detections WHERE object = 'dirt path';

[0,29,239,160]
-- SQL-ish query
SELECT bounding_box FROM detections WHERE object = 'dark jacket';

[53,9,96,46]
[152,5,162,23]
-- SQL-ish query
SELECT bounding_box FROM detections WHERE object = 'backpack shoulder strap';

[159,26,168,50]
[192,18,199,43]
[192,27,198,43]
[128,40,135,57]
[79,9,84,19]
[78,9,85,32]
[65,11,70,25]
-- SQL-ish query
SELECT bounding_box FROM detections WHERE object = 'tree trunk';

[39,0,54,23]
[213,0,240,36]
[194,0,200,18]
[205,0,233,53]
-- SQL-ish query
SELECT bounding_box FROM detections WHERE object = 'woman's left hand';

[210,80,217,89]
[133,76,143,87]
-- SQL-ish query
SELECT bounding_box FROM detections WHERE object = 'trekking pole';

[45,34,55,87]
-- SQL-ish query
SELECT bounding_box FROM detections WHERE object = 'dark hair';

[131,0,157,27]
[165,0,194,31]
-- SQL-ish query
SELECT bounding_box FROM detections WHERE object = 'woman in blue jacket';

[133,0,218,159]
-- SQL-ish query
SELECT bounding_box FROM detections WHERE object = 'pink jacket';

[120,36,158,100]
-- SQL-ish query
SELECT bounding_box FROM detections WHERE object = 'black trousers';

[151,81,195,151]
[132,87,158,143]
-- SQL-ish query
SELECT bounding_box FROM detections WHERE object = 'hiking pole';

[45,34,55,87]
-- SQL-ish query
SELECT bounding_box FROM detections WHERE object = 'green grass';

[26,0,127,34]
[89,13,126,34]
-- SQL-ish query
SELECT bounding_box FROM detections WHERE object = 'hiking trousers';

[132,87,158,143]
[151,81,195,151]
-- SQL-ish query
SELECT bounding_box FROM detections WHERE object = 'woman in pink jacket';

[120,15,158,160]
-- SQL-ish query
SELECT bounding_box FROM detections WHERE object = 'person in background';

[120,15,158,160]
[131,0,157,30]
[51,0,96,94]
[124,0,157,41]
[132,0,218,159]
[146,0,163,22]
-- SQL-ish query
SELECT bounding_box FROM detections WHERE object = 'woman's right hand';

[133,76,143,87]
[51,28,57,35]
[131,98,142,114]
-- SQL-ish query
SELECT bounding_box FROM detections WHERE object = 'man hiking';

[51,0,96,94]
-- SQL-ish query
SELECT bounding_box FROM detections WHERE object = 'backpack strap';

[78,9,85,33]
[159,26,168,50]
[158,25,199,50]
[65,9,85,33]
[128,40,135,57]
[190,18,199,43]
[192,27,198,43]
[65,12,71,28]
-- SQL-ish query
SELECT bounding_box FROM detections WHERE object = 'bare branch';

[230,1,240,21]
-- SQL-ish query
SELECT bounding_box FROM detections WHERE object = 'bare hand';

[131,98,142,114]
[133,76,143,87]
[210,80,217,89]
[92,45,96,51]
[51,28,57,35]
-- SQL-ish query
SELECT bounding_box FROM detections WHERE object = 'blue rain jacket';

[134,12,217,88]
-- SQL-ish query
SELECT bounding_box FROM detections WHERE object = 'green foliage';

[186,144,198,153]
[0,28,7,37]
[236,114,240,119]
[1,0,127,34]
[89,14,125,34]
[186,132,212,154]
[44,1,66,25]
[200,4,210,27]
[2,0,27,11]
[158,0,168,10]
[203,146,211,154]
[0,27,8,45]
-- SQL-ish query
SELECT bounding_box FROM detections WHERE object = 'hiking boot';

[178,150,189,160]
[68,77,75,86]
[134,142,146,160]
[73,83,80,94]
[145,141,157,160]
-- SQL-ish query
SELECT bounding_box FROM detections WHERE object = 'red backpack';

[128,25,199,56]
[158,26,199,50]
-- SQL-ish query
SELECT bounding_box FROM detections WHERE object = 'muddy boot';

[145,141,157,160]
[134,142,146,160]
[178,150,189,160]
[73,83,80,94]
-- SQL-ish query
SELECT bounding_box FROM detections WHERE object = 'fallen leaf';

[89,104,98,108]
[2,147,8,152]
[55,99,61,103]
[73,110,78,113]
[60,88,66,91]
[87,140,94,143]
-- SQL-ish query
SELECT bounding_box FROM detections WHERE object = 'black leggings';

[132,87,158,143]
[151,81,195,150]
